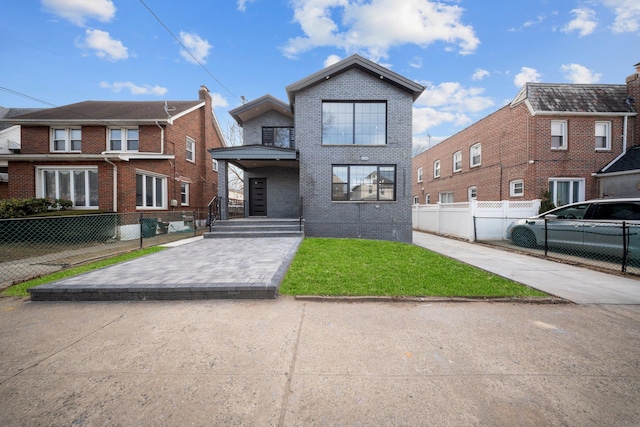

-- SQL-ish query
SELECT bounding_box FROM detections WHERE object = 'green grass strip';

[1,246,166,297]
[280,238,548,297]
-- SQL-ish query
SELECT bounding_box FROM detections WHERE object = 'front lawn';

[279,238,548,297]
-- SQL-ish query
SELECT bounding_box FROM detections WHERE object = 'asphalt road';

[1,297,639,426]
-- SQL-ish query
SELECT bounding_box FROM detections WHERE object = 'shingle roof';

[598,146,640,174]
[511,83,634,114]
[0,107,47,130]
[2,100,203,125]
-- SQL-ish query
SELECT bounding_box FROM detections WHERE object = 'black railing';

[207,196,218,232]
[299,196,304,232]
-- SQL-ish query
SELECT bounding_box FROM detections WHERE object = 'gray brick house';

[210,55,424,242]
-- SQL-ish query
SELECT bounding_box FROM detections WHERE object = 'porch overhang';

[209,145,299,169]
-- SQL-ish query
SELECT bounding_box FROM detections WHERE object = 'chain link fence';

[475,216,640,276]
[0,210,208,290]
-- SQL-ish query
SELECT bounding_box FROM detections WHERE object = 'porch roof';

[208,145,298,169]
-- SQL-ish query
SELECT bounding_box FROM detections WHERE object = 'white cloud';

[603,0,640,32]
[471,68,489,81]
[42,0,116,26]
[514,67,541,88]
[560,64,602,83]
[179,31,212,64]
[412,81,494,135]
[100,81,167,96]
[81,29,128,61]
[209,92,229,109]
[324,54,342,67]
[283,0,479,61]
[562,8,597,36]
[409,56,423,69]
[237,0,255,12]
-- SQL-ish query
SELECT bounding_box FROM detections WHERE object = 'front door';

[249,178,267,216]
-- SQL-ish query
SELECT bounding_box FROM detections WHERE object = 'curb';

[292,295,570,304]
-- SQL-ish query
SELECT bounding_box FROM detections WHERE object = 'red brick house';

[413,64,639,207]
[0,86,224,213]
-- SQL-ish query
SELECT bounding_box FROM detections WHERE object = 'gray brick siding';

[294,68,414,242]
[245,167,300,218]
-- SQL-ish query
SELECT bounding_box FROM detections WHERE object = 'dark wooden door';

[249,178,267,216]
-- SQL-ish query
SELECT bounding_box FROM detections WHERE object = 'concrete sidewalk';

[413,231,640,304]
[1,298,639,426]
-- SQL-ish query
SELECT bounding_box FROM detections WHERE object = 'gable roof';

[511,83,635,116]
[597,146,640,176]
[286,54,425,105]
[228,94,292,126]
[1,100,204,126]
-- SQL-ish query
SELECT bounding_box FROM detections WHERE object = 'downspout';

[156,121,165,154]
[623,115,628,152]
[103,156,118,212]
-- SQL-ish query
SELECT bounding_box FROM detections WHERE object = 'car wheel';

[512,228,537,248]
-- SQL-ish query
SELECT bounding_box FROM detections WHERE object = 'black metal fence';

[474,216,640,276]
[0,210,206,290]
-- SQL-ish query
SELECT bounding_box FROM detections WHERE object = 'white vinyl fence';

[412,199,541,242]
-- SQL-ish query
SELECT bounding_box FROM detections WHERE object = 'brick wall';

[295,68,414,242]
[413,101,627,204]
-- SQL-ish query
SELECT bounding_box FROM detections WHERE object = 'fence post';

[544,217,548,257]
[139,212,144,249]
[622,221,628,274]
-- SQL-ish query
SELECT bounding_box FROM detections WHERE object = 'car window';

[547,204,590,219]
[592,202,640,220]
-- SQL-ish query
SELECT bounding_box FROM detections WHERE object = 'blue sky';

[1,0,638,154]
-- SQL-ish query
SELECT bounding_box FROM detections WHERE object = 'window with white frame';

[439,192,454,203]
[181,182,189,206]
[52,128,81,152]
[453,151,462,172]
[417,167,423,183]
[595,121,611,150]
[38,167,98,208]
[413,196,419,204]
[551,120,567,149]
[548,178,585,207]
[108,127,138,151]
[470,143,481,167]
[136,171,166,209]
[468,186,477,200]
[433,160,441,178]
[510,179,524,197]
[212,158,218,171]
[186,137,195,162]
[426,193,431,204]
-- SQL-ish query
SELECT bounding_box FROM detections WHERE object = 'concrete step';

[204,218,304,238]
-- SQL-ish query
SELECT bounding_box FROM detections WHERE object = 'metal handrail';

[299,196,303,232]
[207,196,218,232]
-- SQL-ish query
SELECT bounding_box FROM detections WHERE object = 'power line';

[138,0,242,104]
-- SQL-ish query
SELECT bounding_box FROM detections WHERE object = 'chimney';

[628,62,640,147]
[635,62,640,74]
[199,85,211,101]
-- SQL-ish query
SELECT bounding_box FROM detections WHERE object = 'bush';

[0,198,72,219]
[539,191,555,214]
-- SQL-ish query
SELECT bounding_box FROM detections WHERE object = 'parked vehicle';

[506,198,640,261]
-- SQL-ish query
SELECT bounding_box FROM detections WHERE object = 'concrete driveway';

[1,297,639,426]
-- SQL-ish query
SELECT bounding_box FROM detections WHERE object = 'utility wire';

[138,0,242,104]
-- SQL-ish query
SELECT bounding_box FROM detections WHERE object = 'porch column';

[218,160,229,220]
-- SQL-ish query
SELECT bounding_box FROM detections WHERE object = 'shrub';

[539,191,555,214]
[0,198,73,219]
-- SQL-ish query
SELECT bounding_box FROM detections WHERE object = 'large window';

[595,121,611,150]
[549,178,584,207]
[136,171,166,209]
[470,143,481,167]
[186,137,195,162]
[551,120,567,149]
[453,151,462,172]
[38,167,98,208]
[322,102,386,145]
[433,160,441,178]
[439,192,454,203]
[332,165,395,201]
[108,127,138,151]
[262,127,295,148]
[52,128,81,152]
